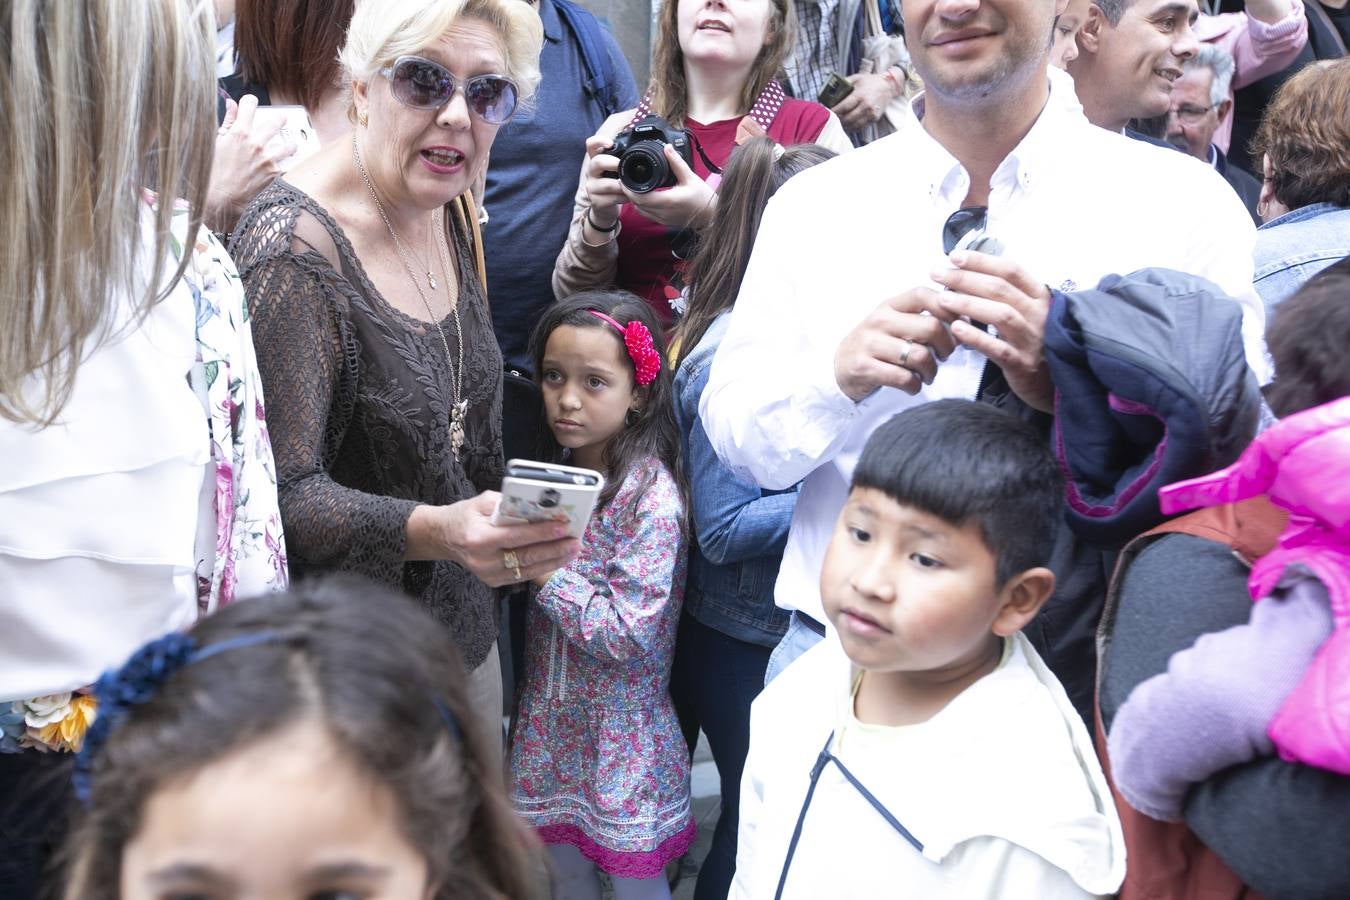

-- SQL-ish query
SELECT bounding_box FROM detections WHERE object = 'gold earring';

[358,111,369,127]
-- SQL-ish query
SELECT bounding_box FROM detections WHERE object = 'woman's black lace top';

[231,180,504,668]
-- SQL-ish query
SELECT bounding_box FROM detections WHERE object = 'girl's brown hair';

[59,576,546,900]
[234,0,356,110]
[648,0,795,127]
[674,138,836,367]
[1250,59,1350,213]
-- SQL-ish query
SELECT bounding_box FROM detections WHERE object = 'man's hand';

[205,95,294,234]
[834,288,957,403]
[832,72,898,132]
[933,251,1054,413]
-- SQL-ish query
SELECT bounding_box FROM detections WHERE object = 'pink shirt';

[1196,0,1308,153]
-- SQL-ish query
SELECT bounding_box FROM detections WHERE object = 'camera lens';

[538,488,561,509]
[619,145,668,194]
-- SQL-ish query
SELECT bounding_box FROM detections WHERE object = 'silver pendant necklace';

[354,134,467,454]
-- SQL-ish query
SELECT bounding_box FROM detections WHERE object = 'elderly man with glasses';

[698,0,1271,721]
[1166,44,1264,223]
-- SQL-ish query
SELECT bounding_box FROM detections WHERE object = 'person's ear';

[352,78,370,127]
[630,383,650,413]
[1216,98,1232,121]
[1259,152,1277,206]
[1077,5,1106,54]
[991,567,1056,637]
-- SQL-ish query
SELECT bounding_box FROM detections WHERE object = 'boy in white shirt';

[733,400,1126,898]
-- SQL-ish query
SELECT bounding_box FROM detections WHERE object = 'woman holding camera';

[551,0,853,328]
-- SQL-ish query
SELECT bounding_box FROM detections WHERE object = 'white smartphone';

[252,104,321,172]
[492,459,605,538]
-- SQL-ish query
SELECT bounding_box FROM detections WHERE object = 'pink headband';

[588,310,661,386]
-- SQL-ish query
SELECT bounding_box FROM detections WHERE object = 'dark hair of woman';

[528,290,687,523]
[673,138,837,368]
[1264,256,1350,418]
[234,0,355,110]
[58,576,546,900]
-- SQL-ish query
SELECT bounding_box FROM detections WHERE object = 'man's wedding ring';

[898,339,914,368]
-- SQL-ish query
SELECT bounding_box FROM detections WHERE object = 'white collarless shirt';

[699,67,1266,626]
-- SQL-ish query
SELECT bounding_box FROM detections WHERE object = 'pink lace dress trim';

[538,820,697,880]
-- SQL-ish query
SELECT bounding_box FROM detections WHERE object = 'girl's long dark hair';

[529,290,686,526]
[673,139,837,368]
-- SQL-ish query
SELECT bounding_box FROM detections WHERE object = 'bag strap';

[449,192,486,293]
[863,0,884,37]
[553,0,622,117]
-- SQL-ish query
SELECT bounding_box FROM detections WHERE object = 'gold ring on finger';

[503,549,520,571]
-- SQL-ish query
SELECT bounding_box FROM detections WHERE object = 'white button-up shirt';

[700,68,1267,626]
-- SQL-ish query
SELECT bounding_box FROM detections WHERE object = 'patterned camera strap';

[626,79,787,139]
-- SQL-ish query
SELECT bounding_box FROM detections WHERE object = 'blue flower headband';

[74,630,463,804]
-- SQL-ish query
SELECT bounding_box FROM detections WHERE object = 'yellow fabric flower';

[59,694,98,751]
[31,695,97,752]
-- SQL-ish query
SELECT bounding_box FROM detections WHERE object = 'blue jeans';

[669,613,774,900]
[763,611,825,686]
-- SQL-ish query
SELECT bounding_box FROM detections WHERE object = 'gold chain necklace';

[353,134,468,455]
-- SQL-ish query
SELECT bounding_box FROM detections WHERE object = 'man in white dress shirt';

[699,0,1266,709]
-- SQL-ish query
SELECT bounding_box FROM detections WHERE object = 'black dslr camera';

[604,115,694,194]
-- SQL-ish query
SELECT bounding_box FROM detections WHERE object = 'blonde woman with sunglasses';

[231,0,580,750]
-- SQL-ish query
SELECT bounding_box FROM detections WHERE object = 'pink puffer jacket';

[1158,395,1350,775]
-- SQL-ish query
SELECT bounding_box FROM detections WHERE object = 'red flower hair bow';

[589,311,661,386]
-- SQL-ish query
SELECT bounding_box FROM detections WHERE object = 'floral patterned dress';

[510,459,694,879]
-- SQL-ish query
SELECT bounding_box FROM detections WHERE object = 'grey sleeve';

[1107,579,1331,821]
[1103,534,1350,897]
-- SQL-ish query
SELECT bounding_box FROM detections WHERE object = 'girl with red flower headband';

[512,291,691,897]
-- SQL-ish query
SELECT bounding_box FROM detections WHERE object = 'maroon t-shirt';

[614,97,833,328]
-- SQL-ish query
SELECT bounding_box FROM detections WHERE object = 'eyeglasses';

[1168,104,1213,124]
[378,55,519,124]
[942,205,988,254]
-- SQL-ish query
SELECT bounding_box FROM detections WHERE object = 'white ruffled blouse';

[0,195,287,710]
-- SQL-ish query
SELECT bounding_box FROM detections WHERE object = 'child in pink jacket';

[1108,262,1350,822]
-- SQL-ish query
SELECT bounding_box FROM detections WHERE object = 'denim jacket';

[1254,203,1350,319]
[674,314,794,647]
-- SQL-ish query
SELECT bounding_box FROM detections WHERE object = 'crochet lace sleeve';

[234,205,417,582]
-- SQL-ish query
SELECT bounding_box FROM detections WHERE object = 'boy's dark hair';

[1265,256,1350,418]
[528,290,686,523]
[59,576,545,900]
[852,399,1064,586]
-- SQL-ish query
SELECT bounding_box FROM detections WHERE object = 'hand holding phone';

[817,72,854,109]
[492,460,605,539]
